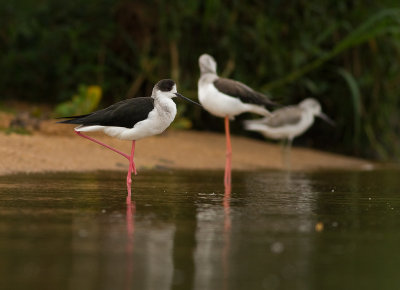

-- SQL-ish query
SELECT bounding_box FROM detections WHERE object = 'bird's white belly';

[198,83,246,118]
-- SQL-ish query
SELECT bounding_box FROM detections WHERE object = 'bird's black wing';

[214,78,275,106]
[58,97,155,128]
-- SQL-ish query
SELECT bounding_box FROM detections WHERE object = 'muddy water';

[0,169,400,290]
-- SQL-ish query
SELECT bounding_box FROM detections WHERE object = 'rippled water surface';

[1,169,400,290]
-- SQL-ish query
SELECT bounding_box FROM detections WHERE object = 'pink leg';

[126,140,136,204]
[75,131,136,174]
[223,184,231,231]
[224,116,232,188]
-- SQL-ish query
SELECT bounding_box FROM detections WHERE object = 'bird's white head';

[299,98,335,126]
[299,98,321,115]
[199,54,217,75]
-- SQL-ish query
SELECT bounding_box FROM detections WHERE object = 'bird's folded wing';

[214,78,274,106]
[262,107,303,128]
[59,97,155,128]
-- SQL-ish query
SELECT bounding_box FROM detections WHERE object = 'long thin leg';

[126,140,136,204]
[282,138,293,170]
[280,139,286,167]
[76,131,129,159]
[224,116,232,188]
[75,131,136,174]
[287,138,293,170]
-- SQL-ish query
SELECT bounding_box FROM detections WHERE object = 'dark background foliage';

[1,0,400,160]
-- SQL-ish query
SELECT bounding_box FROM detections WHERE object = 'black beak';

[318,112,335,127]
[174,93,202,107]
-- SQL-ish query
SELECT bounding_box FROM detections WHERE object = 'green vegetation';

[54,85,102,117]
[1,1,400,160]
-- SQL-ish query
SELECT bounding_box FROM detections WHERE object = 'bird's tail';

[243,119,268,133]
[245,104,272,117]
[254,91,282,108]
[56,114,90,124]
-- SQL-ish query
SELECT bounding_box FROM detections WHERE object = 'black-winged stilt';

[197,54,275,187]
[244,98,334,167]
[58,79,200,203]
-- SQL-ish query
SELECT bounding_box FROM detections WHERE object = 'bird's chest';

[198,83,240,117]
[154,99,177,125]
[299,113,313,128]
[292,112,314,137]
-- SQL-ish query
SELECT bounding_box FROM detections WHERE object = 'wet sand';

[0,119,374,175]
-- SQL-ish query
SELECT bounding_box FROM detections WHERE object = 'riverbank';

[0,119,374,175]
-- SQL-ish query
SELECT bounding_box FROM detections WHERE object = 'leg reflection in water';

[125,202,135,290]
[223,184,232,290]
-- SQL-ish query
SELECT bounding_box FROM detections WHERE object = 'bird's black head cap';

[156,79,176,92]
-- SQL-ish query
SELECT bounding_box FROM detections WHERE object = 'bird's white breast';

[198,77,245,118]
[120,97,176,140]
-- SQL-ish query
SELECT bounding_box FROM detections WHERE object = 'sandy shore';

[0,118,374,175]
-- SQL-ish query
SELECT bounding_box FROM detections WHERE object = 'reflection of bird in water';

[222,186,231,290]
[125,202,135,289]
[244,98,334,168]
[58,79,200,203]
[193,188,232,290]
[198,53,275,187]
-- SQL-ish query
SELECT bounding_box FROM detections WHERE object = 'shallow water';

[0,169,400,290]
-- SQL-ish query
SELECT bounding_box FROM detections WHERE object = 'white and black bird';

[58,79,200,203]
[198,53,275,187]
[244,98,334,167]
[198,54,275,118]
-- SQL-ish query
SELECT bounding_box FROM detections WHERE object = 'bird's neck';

[200,66,217,74]
[199,73,218,86]
[154,97,176,118]
[303,110,316,124]
[200,71,217,77]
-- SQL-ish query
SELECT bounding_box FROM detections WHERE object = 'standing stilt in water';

[198,54,275,186]
[58,79,201,203]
